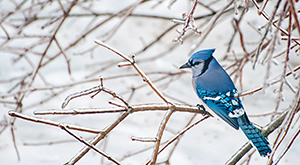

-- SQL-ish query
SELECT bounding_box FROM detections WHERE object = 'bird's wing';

[205,100,239,129]
[196,89,244,130]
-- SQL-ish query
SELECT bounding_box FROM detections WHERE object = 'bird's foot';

[196,104,206,116]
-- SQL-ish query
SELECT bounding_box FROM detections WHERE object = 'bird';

[179,48,271,157]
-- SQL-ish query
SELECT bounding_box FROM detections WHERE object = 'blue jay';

[179,49,271,157]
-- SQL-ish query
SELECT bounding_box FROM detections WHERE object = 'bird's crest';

[189,48,216,63]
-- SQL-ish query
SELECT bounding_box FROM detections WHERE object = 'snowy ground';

[0,0,299,165]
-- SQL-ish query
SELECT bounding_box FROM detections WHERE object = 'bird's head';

[179,49,216,77]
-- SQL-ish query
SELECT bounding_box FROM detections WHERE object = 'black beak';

[179,62,191,69]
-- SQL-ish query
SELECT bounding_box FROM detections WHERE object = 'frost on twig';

[172,0,201,44]
[61,77,129,109]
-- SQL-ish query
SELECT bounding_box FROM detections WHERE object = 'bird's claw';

[196,104,206,116]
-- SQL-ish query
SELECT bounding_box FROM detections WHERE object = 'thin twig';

[252,0,283,69]
[65,111,130,164]
[273,121,300,165]
[61,78,129,109]
[271,4,291,121]
[235,64,300,98]
[29,0,79,87]
[94,40,171,104]
[145,115,209,165]
[268,73,300,165]
[34,104,206,116]
[8,111,103,134]
[172,0,200,44]
[149,109,174,165]
[189,0,235,54]
[60,124,122,165]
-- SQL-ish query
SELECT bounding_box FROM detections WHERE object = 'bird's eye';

[194,61,200,65]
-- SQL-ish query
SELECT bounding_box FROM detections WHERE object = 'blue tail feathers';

[237,115,271,157]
